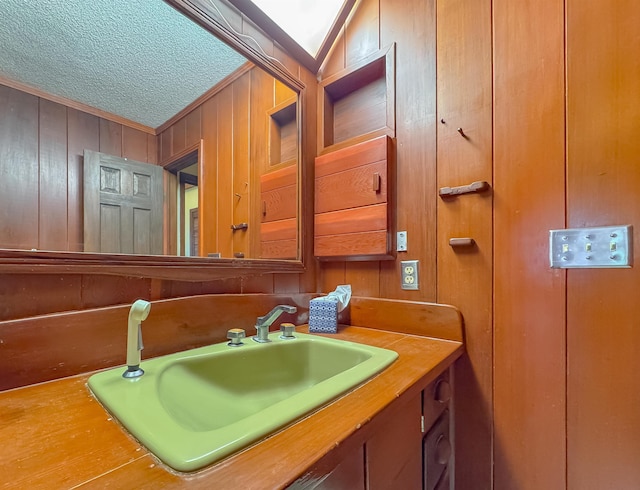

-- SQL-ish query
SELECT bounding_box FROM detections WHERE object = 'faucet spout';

[123,299,151,378]
[253,305,297,343]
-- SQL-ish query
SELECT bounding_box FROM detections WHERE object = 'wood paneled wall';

[0,85,157,252]
[565,1,640,488]
[318,1,492,488]
[319,0,438,301]
[158,67,296,261]
[320,0,640,489]
[493,1,567,488]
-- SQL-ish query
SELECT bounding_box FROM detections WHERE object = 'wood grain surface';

[0,325,462,489]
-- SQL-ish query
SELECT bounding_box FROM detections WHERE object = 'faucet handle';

[227,328,246,347]
[279,323,296,340]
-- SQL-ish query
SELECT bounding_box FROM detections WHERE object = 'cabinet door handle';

[262,200,267,216]
[449,238,476,248]
[372,172,381,192]
[439,180,490,197]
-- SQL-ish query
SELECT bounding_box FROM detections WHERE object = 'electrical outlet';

[401,260,419,290]
[397,231,408,252]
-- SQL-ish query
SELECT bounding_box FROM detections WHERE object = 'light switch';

[549,225,633,268]
[397,231,407,252]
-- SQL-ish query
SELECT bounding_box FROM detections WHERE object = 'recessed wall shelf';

[268,96,297,166]
[319,44,396,153]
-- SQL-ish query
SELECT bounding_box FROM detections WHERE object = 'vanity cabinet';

[291,368,454,489]
[423,370,453,490]
[366,392,423,489]
[0,295,463,489]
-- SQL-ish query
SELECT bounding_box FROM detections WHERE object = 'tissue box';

[308,297,339,333]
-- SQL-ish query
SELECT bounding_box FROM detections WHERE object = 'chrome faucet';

[123,299,151,379]
[253,305,297,343]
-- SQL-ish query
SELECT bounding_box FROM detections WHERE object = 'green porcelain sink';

[88,331,397,472]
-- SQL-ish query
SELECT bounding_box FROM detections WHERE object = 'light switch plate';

[397,231,407,252]
[549,225,633,268]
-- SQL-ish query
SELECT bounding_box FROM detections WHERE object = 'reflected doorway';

[165,147,200,257]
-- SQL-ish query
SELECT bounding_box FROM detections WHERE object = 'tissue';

[308,285,351,333]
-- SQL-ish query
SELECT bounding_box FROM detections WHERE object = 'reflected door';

[83,150,164,254]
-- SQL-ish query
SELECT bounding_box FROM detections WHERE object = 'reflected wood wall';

[158,66,296,260]
[0,84,157,252]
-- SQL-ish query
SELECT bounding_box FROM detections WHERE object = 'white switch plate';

[549,225,633,268]
[397,231,407,252]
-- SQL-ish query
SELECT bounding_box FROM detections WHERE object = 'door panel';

[84,150,164,254]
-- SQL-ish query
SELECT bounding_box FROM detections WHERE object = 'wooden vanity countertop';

[0,325,463,489]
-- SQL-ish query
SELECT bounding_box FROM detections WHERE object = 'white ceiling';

[0,0,248,128]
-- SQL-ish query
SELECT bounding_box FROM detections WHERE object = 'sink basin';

[88,331,397,472]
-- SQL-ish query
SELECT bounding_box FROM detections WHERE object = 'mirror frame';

[0,0,307,280]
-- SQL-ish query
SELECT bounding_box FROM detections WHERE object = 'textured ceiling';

[0,0,248,128]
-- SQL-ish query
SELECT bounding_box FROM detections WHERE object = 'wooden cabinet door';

[366,392,423,489]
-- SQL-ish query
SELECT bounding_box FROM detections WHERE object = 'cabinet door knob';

[435,435,452,465]
[434,379,451,403]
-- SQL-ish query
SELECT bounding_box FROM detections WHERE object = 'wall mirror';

[0,0,304,279]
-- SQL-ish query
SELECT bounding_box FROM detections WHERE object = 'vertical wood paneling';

[320,27,346,79]
[436,0,493,488]
[67,108,99,252]
[171,117,187,156]
[493,1,566,489]
[185,107,201,148]
[379,0,437,301]
[295,67,318,294]
[337,262,376,298]
[233,73,251,258]
[99,119,122,156]
[0,86,39,249]
[345,0,380,66]
[566,1,640,487]
[274,79,292,106]
[201,97,219,255]
[217,85,234,258]
[250,68,274,260]
[147,133,158,165]
[39,99,68,251]
[160,129,172,163]
[122,125,150,162]
[319,262,346,292]
[274,45,301,82]
[336,0,384,297]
